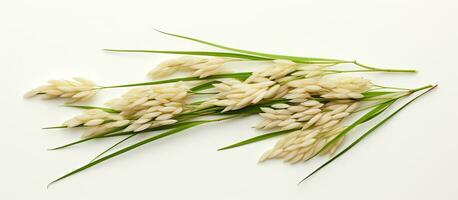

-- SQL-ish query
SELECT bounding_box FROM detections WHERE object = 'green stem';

[97,72,251,89]
[361,84,433,103]
[355,98,399,112]
[353,61,416,73]
[371,85,411,91]
[189,92,217,95]
[218,128,300,151]
[60,104,120,113]
[324,68,415,74]
[409,85,434,93]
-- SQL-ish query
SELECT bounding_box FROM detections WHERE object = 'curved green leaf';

[42,125,68,130]
[362,91,396,99]
[48,121,206,187]
[299,85,436,183]
[221,99,289,115]
[48,121,207,150]
[62,105,120,113]
[89,134,137,163]
[306,100,396,161]
[104,49,270,60]
[101,72,251,89]
[190,80,219,92]
[155,29,348,63]
[218,128,299,151]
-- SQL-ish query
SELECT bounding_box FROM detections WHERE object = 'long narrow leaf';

[218,128,299,151]
[155,29,348,63]
[48,127,127,150]
[359,101,395,123]
[48,121,206,187]
[89,134,137,163]
[306,100,396,161]
[218,97,395,151]
[104,49,269,60]
[221,99,290,115]
[299,85,436,183]
[362,91,395,99]
[102,72,251,89]
[62,105,120,113]
[190,80,219,92]
[42,125,68,130]
[49,120,207,150]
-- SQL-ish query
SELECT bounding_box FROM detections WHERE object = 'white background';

[1,0,457,199]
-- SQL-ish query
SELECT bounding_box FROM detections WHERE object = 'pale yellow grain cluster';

[259,127,346,163]
[26,56,377,163]
[197,59,304,111]
[149,56,227,78]
[105,84,188,132]
[63,109,130,138]
[24,77,97,103]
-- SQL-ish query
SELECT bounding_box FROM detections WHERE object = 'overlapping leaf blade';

[49,121,207,150]
[62,105,120,113]
[102,72,251,88]
[218,128,299,151]
[155,29,348,63]
[299,86,435,183]
[307,100,396,161]
[104,49,269,60]
[48,121,207,187]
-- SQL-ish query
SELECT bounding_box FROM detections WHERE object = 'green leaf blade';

[190,80,219,92]
[299,85,436,184]
[88,134,137,163]
[102,72,252,89]
[48,121,206,187]
[155,29,349,63]
[362,91,396,99]
[104,49,270,60]
[62,105,120,113]
[49,120,212,150]
[307,100,396,161]
[218,128,299,151]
